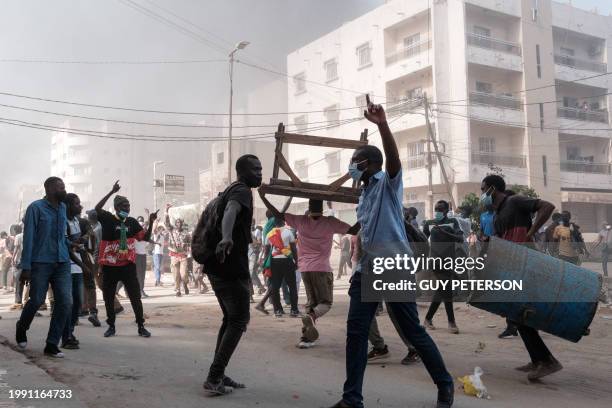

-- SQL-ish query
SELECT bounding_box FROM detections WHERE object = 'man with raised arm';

[328,95,454,408]
[94,181,157,338]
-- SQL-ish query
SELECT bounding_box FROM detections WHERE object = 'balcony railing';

[385,40,432,66]
[466,33,521,56]
[472,152,526,168]
[554,54,607,73]
[386,97,425,118]
[469,91,523,110]
[557,106,609,123]
[561,160,611,174]
[402,155,436,169]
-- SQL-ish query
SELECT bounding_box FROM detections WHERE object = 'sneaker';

[527,358,563,381]
[88,313,102,327]
[515,362,535,372]
[301,313,319,342]
[222,376,246,389]
[203,379,233,396]
[138,326,151,338]
[296,336,316,349]
[498,327,518,339]
[61,339,80,350]
[9,303,23,311]
[254,303,269,315]
[424,319,435,330]
[43,343,65,358]
[141,292,149,298]
[104,326,116,338]
[115,305,125,315]
[401,349,421,365]
[290,310,301,318]
[175,291,182,297]
[328,400,356,408]
[367,345,390,362]
[184,287,190,296]
[436,384,454,408]
[15,321,27,350]
[448,322,459,334]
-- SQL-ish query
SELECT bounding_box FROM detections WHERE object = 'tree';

[508,184,539,198]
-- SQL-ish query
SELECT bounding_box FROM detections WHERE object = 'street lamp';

[228,40,250,183]
[153,160,165,210]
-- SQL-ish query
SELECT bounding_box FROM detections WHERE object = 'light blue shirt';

[355,169,412,274]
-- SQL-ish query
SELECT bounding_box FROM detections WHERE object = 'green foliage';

[460,192,482,231]
[508,184,539,198]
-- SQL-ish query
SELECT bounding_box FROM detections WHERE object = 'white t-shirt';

[67,218,82,274]
[135,240,148,255]
[153,233,166,255]
[265,227,296,258]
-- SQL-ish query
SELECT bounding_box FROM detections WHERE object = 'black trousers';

[506,319,553,364]
[207,275,250,382]
[102,263,144,326]
[425,272,455,323]
[270,258,298,313]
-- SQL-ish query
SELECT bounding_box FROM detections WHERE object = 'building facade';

[287,0,612,231]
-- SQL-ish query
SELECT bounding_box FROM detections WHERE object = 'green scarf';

[116,215,129,254]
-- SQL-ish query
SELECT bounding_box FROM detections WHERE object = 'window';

[293,72,306,94]
[473,26,491,37]
[295,159,308,179]
[324,105,340,127]
[403,33,421,57]
[567,146,580,161]
[73,166,91,176]
[407,141,426,168]
[356,42,372,68]
[560,47,575,56]
[324,59,338,82]
[217,152,224,164]
[294,115,308,133]
[536,44,542,78]
[539,103,544,131]
[326,151,341,175]
[406,87,423,100]
[563,96,579,108]
[479,137,496,153]
[476,82,493,94]
[355,93,370,109]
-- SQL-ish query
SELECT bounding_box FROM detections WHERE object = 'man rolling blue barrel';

[480,175,562,381]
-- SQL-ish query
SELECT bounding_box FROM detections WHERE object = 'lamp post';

[153,160,165,210]
[228,40,250,183]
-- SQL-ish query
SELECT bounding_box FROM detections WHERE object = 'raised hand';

[111,180,121,193]
[364,94,387,125]
[149,209,159,224]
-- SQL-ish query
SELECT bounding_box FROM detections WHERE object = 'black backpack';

[404,220,429,259]
[191,182,244,265]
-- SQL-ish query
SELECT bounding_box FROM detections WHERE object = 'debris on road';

[458,367,490,399]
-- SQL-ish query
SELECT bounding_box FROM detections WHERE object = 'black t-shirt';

[204,182,253,280]
[494,195,539,243]
[97,209,144,266]
[423,217,462,258]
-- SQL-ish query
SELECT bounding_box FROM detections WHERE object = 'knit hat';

[114,195,129,208]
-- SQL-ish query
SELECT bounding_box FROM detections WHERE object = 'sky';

[0,0,611,227]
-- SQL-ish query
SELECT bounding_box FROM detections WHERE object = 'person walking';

[95,181,156,338]
[201,154,262,396]
[165,206,191,297]
[328,96,453,408]
[15,177,73,358]
[152,225,166,286]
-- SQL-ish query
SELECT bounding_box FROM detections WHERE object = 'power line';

[0,58,227,65]
[0,100,366,129]
[432,91,612,108]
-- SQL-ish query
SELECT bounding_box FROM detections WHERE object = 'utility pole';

[423,93,457,211]
[153,161,164,211]
[228,41,250,183]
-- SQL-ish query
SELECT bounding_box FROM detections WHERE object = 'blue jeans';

[342,274,453,407]
[62,273,83,342]
[18,262,72,346]
[153,254,163,283]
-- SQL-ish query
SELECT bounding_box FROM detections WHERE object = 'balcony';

[557,106,609,123]
[560,160,611,174]
[386,98,425,118]
[554,54,607,74]
[386,40,432,66]
[472,152,526,168]
[402,155,437,170]
[467,33,521,56]
[469,91,522,110]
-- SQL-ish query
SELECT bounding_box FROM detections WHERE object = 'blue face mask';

[348,159,368,182]
[434,211,445,221]
[118,210,129,219]
[480,187,494,207]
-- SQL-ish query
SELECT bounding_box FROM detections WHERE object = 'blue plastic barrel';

[468,237,601,343]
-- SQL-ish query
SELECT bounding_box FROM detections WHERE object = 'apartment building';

[51,120,206,214]
[287,0,612,231]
